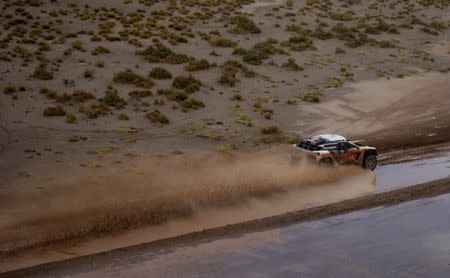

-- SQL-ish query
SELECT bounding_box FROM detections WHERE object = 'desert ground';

[0,0,450,276]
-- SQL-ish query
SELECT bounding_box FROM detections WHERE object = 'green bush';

[430,21,447,31]
[421,27,438,36]
[335,47,346,54]
[13,46,33,62]
[79,103,110,118]
[378,40,396,48]
[215,144,235,153]
[101,87,127,108]
[43,105,67,116]
[65,113,77,124]
[3,86,17,95]
[286,24,312,36]
[157,89,188,102]
[219,60,254,87]
[136,43,190,64]
[232,47,247,55]
[303,90,322,103]
[331,23,372,48]
[113,70,154,88]
[286,99,297,105]
[95,60,105,67]
[0,54,12,62]
[71,40,84,51]
[149,67,172,79]
[128,90,153,98]
[235,114,253,127]
[332,23,356,40]
[281,58,303,71]
[83,68,94,78]
[242,40,286,65]
[312,27,333,39]
[40,87,58,99]
[117,113,129,120]
[364,20,399,34]
[219,71,238,86]
[91,46,110,55]
[346,33,370,48]
[281,35,315,51]
[260,125,280,135]
[181,97,205,110]
[172,75,202,93]
[231,93,244,101]
[243,51,266,65]
[184,59,212,71]
[410,16,427,26]
[210,37,237,47]
[56,90,95,103]
[329,12,353,21]
[229,16,261,34]
[32,64,53,80]
[146,110,169,124]
[263,109,273,120]
[153,99,165,106]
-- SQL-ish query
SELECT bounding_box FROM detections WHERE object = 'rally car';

[293,134,378,170]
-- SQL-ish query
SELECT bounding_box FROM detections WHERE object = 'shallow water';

[71,193,450,278]
[375,153,450,192]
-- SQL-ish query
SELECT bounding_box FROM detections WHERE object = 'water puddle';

[375,153,450,192]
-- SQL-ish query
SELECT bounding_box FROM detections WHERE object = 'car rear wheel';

[363,154,377,170]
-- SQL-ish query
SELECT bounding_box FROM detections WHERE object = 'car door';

[335,142,361,165]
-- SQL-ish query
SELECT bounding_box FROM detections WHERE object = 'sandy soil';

[292,72,450,143]
[1,0,449,181]
[0,0,448,188]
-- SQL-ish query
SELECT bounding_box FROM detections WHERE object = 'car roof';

[308,134,347,144]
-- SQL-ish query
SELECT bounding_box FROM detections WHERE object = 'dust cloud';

[0,147,374,255]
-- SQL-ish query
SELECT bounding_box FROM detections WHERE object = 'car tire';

[363,154,377,170]
[319,158,333,167]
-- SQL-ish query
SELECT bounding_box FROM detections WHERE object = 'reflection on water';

[375,153,450,191]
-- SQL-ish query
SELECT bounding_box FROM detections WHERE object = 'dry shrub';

[146,110,169,124]
[43,106,66,116]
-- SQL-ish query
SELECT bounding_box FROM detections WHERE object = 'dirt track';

[2,177,450,277]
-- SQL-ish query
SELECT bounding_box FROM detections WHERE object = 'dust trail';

[0,147,369,255]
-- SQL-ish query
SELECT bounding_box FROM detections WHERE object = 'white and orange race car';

[293,134,378,170]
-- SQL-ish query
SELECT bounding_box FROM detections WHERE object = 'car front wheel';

[363,154,377,170]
